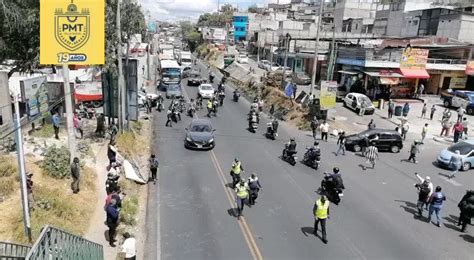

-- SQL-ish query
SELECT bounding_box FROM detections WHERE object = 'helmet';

[290,138,295,141]
[234,158,239,162]
[314,141,319,146]
[333,167,340,173]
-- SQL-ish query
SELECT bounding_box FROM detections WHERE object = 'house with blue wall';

[233,14,248,42]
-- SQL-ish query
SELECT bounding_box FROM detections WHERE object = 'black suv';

[187,72,203,86]
[345,129,403,153]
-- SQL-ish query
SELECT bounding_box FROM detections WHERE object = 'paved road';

[145,61,474,260]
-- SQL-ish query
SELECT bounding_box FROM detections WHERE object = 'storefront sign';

[380,77,400,85]
[336,58,365,67]
[466,61,474,76]
[449,77,467,89]
[20,76,49,118]
[400,48,429,69]
[319,81,337,110]
[40,0,104,64]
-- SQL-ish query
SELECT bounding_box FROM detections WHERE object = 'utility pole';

[116,0,125,132]
[327,24,336,81]
[13,96,32,243]
[309,0,324,95]
[269,29,274,63]
[281,33,290,88]
[62,64,76,161]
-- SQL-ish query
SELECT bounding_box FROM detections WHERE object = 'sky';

[139,0,291,22]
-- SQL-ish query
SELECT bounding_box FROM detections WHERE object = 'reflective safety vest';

[207,100,213,109]
[231,162,241,174]
[236,183,249,199]
[315,199,329,219]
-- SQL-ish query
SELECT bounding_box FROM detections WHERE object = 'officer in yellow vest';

[234,179,249,219]
[230,158,244,188]
[313,195,330,244]
[207,99,213,117]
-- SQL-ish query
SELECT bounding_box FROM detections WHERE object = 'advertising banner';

[449,77,467,89]
[319,81,337,110]
[20,76,49,118]
[400,48,429,69]
[40,0,104,64]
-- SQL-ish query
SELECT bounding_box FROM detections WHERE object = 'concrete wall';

[334,0,377,32]
[400,11,422,37]
[386,11,405,37]
[437,14,474,43]
[0,71,13,130]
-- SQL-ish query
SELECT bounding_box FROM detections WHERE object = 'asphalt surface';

[144,60,474,260]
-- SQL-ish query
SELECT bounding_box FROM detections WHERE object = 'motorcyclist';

[188,99,196,116]
[248,108,260,124]
[248,110,259,129]
[283,138,297,158]
[207,99,213,117]
[156,94,164,110]
[212,98,219,115]
[330,167,345,191]
[196,95,203,109]
[271,118,279,136]
[209,71,214,83]
[233,89,240,101]
[178,96,186,112]
[218,89,225,106]
[307,141,321,162]
[321,172,341,205]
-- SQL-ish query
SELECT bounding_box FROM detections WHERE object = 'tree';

[197,4,234,27]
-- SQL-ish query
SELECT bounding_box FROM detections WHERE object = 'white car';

[258,60,271,70]
[198,84,215,99]
[237,54,249,64]
[343,93,375,115]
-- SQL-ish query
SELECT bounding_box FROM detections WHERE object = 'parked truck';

[441,90,474,114]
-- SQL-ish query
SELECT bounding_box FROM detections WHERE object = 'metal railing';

[25,225,103,260]
[0,241,31,259]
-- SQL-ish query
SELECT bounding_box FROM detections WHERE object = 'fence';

[0,241,31,259]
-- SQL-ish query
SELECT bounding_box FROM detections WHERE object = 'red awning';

[400,68,430,79]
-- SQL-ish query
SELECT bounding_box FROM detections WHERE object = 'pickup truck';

[441,90,474,114]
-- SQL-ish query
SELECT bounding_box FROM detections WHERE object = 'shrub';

[120,195,139,226]
[0,156,16,177]
[0,177,15,198]
[41,145,70,178]
[30,124,54,138]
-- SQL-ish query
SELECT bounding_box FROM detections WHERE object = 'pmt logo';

[54,1,90,51]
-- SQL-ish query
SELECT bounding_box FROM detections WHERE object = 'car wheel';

[390,145,400,153]
[353,145,361,152]
[462,162,471,171]
[467,107,474,115]
[443,100,450,107]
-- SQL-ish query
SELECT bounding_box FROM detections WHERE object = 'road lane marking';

[182,81,263,260]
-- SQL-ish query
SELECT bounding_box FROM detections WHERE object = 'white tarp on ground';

[123,159,147,184]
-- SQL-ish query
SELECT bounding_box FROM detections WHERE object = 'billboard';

[20,76,49,118]
[319,81,337,110]
[40,0,104,64]
[400,47,429,69]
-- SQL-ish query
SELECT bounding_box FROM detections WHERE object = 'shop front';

[364,70,403,99]
[425,64,467,95]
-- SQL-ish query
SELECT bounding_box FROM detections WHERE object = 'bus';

[158,59,181,91]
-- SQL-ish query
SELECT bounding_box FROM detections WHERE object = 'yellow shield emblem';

[55,13,90,51]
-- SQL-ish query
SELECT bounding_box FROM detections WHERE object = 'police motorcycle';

[319,172,343,205]
[248,112,259,133]
[282,143,297,166]
[233,90,240,102]
[187,105,196,117]
[302,144,321,170]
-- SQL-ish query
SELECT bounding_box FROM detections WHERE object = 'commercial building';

[233,13,249,42]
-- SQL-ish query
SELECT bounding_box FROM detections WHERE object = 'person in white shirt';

[121,232,136,260]
[457,107,465,122]
[319,121,330,142]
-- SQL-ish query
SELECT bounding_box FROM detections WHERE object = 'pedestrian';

[452,121,464,143]
[402,102,410,117]
[358,101,366,116]
[363,142,378,170]
[165,109,173,127]
[70,157,80,193]
[149,154,159,184]
[388,100,395,119]
[313,195,329,244]
[461,117,468,139]
[336,131,346,156]
[401,120,410,141]
[310,116,320,140]
[105,187,122,210]
[368,119,376,130]
[292,83,297,100]
[320,121,329,142]
[108,123,118,143]
[430,105,436,120]
[407,141,420,163]
[414,173,433,216]
[421,123,429,144]
[106,198,120,247]
[74,114,84,139]
[248,173,262,206]
[52,110,60,139]
[457,190,474,233]
[457,107,465,122]
[121,232,137,260]
[440,117,450,137]
[234,179,249,220]
[96,113,106,137]
[442,108,451,121]
[427,186,446,227]
[107,141,117,166]
[421,103,427,118]
[26,172,35,211]
[269,104,275,117]
[448,150,462,179]
[146,97,152,114]
[418,83,424,98]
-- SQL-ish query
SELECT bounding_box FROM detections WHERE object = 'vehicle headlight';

[186,137,193,142]
[208,138,214,143]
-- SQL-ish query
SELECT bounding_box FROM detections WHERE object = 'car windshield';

[168,85,180,91]
[190,124,212,132]
[447,142,474,155]
[467,94,474,102]
[201,85,213,90]
[358,96,372,108]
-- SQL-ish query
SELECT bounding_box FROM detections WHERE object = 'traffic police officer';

[235,179,249,220]
[313,195,330,244]
[230,158,243,188]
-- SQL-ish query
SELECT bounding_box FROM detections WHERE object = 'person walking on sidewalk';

[421,123,429,144]
[388,100,395,119]
[407,141,420,163]
[457,107,466,122]
[149,154,159,184]
[427,186,446,227]
[362,142,378,170]
[421,103,427,118]
[430,105,437,120]
[313,195,330,244]
[402,102,410,117]
[52,111,60,139]
[336,131,346,156]
[320,121,329,142]
[453,121,464,143]
[310,117,320,140]
[106,199,120,247]
[448,150,462,179]
[71,157,80,194]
